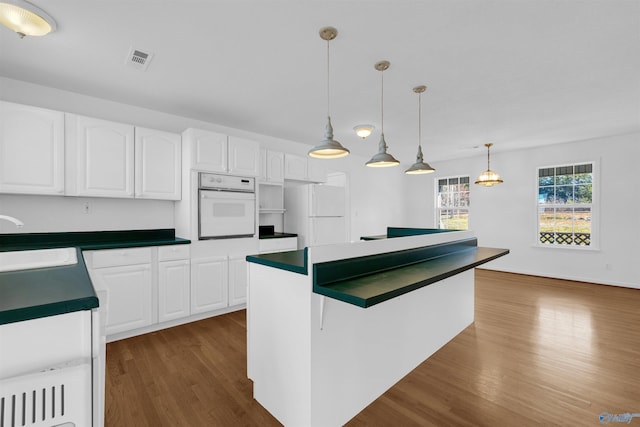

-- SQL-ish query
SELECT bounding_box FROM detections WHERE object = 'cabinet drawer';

[259,237,297,253]
[90,247,152,268]
[158,244,190,261]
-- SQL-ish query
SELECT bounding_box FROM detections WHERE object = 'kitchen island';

[246,230,508,426]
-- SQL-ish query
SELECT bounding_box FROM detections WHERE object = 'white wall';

[0,77,405,238]
[403,132,640,289]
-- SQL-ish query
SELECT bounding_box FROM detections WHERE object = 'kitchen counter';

[0,228,190,252]
[360,226,457,240]
[0,248,98,325]
[0,229,190,325]
[247,230,509,426]
[258,232,298,240]
[246,248,307,275]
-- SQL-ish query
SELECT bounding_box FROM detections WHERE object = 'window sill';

[531,243,600,252]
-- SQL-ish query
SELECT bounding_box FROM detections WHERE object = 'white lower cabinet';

[228,256,248,306]
[89,259,153,336]
[191,256,229,314]
[158,260,191,322]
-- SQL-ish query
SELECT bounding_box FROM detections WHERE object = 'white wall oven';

[198,173,256,240]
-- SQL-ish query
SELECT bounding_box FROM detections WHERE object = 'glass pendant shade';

[475,169,503,186]
[475,143,503,186]
[366,133,400,167]
[0,0,56,38]
[405,146,435,174]
[308,116,350,158]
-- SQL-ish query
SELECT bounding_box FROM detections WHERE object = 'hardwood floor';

[105,270,640,426]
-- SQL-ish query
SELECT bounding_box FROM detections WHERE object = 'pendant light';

[405,85,435,175]
[0,0,56,38]
[475,143,504,186]
[366,60,400,167]
[308,26,350,159]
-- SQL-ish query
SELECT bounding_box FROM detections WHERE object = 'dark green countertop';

[0,229,190,325]
[314,247,508,308]
[361,227,457,241]
[246,248,307,275]
[0,248,98,325]
[0,229,190,252]
[258,232,298,240]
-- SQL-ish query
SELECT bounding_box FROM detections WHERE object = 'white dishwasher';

[0,310,98,426]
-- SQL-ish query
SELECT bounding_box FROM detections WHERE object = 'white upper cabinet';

[65,114,135,198]
[227,136,260,177]
[260,149,285,183]
[284,154,307,181]
[184,128,228,172]
[135,127,181,200]
[284,153,326,183]
[183,128,260,176]
[0,101,65,195]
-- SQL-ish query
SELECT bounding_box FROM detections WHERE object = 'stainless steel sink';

[0,247,78,273]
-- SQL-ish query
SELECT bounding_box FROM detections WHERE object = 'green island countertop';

[246,248,307,275]
[313,246,508,308]
[0,229,190,325]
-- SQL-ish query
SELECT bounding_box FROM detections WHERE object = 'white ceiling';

[1,0,638,163]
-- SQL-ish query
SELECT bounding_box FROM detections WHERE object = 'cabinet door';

[0,101,65,195]
[266,150,285,183]
[90,264,153,336]
[191,256,228,314]
[158,259,190,322]
[307,157,327,183]
[184,128,227,172]
[284,154,307,180]
[135,127,182,200]
[228,136,260,177]
[67,114,135,198]
[228,256,248,306]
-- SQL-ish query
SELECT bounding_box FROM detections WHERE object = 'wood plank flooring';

[105,270,640,426]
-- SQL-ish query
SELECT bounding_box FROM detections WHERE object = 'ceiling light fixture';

[353,124,374,139]
[405,85,435,175]
[308,26,350,159]
[366,60,399,168]
[0,0,56,38]
[475,143,503,186]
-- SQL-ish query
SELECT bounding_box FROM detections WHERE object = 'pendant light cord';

[380,68,384,134]
[418,91,422,149]
[326,39,330,118]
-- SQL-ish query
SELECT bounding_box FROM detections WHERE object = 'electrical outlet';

[84,202,90,214]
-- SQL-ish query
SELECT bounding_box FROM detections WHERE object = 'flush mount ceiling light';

[366,60,400,168]
[405,85,435,175]
[0,0,56,38]
[308,26,350,159]
[353,124,374,139]
[475,143,504,186]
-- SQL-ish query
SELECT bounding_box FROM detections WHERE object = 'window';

[537,163,593,247]
[436,176,469,230]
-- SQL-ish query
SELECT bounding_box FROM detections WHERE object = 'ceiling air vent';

[125,47,153,71]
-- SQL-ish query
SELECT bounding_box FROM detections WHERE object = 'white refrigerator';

[284,184,347,248]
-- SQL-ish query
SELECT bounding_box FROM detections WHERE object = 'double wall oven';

[198,173,256,240]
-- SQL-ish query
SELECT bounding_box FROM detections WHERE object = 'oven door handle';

[200,191,255,200]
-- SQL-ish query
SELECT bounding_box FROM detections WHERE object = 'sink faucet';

[0,215,24,228]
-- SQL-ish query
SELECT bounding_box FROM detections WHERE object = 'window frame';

[535,160,599,250]
[435,175,470,231]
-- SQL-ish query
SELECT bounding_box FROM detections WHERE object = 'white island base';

[247,231,484,426]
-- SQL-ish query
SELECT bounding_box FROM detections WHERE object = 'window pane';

[555,185,573,204]
[574,208,591,233]
[575,184,592,203]
[555,207,574,233]
[539,176,554,187]
[459,191,470,207]
[538,186,554,204]
[539,207,555,244]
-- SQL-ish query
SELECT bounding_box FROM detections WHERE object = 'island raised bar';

[246,230,508,426]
